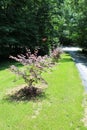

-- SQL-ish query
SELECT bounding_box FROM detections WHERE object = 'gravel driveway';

[63,47,87,92]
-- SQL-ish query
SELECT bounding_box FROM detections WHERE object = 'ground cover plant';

[0,53,86,130]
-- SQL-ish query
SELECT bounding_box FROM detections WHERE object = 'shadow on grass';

[4,86,47,102]
[0,60,23,71]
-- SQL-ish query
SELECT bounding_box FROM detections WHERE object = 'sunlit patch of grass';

[0,54,86,130]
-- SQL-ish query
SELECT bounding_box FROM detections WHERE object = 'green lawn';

[0,54,86,130]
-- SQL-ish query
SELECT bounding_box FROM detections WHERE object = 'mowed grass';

[0,53,86,130]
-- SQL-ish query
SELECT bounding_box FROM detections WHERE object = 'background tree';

[0,0,61,58]
[0,0,87,58]
[60,0,87,48]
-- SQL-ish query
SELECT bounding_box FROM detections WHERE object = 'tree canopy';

[0,0,87,57]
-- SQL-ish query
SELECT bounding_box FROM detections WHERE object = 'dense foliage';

[0,0,60,57]
[0,0,87,57]
[60,0,87,48]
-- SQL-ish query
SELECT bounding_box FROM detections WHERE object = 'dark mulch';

[4,86,46,102]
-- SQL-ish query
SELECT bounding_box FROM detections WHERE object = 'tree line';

[0,0,87,58]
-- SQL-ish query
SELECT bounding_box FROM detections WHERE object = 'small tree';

[10,49,52,93]
[10,47,63,96]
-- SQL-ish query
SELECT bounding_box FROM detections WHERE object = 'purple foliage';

[10,47,63,89]
[50,47,63,62]
[10,49,50,88]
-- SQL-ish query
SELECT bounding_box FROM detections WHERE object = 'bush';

[10,49,51,88]
[50,47,63,62]
[10,47,63,96]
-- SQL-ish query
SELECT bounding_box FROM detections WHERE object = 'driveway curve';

[63,47,87,91]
